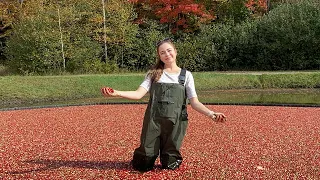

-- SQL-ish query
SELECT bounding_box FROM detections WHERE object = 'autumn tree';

[0,1,20,62]
[4,0,141,74]
[246,0,269,15]
[129,0,269,33]
[4,0,62,74]
[92,0,138,67]
[4,0,103,74]
[0,1,19,39]
[129,0,215,33]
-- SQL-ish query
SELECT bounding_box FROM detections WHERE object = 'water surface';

[1,89,319,110]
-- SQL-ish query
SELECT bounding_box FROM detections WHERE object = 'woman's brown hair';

[148,38,176,82]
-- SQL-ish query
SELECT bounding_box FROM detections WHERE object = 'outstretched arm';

[189,97,226,122]
[101,86,148,100]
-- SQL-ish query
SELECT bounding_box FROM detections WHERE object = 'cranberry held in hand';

[101,87,114,96]
[107,87,114,93]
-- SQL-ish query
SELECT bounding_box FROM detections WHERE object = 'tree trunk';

[58,8,66,70]
[102,0,108,62]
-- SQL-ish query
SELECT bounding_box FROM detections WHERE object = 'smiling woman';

[100,38,226,172]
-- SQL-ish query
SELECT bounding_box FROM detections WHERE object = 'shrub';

[255,1,320,70]
[198,0,320,71]
[4,16,63,75]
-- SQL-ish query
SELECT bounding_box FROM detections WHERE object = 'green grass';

[0,71,319,106]
[194,72,262,90]
[259,73,320,88]
[0,74,145,102]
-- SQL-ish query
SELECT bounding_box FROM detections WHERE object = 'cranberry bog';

[1,104,319,179]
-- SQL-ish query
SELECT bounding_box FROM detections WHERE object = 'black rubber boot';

[131,153,157,172]
[160,155,182,170]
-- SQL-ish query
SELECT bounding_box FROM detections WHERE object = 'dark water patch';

[198,89,320,105]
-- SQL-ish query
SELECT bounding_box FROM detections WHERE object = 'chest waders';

[132,69,189,172]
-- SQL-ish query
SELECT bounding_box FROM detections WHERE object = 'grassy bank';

[0,71,319,106]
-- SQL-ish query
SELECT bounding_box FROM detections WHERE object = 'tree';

[4,0,141,74]
[0,1,18,38]
[0,1,20,63]
[90,0,138,68]
[4,1,63,74]
[129,0,214,33]
[4,0,104,74]
[246,0,269,16]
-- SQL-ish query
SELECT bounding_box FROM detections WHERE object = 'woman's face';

[157,42,177,65]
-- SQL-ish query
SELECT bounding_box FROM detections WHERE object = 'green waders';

[132,69,188,172]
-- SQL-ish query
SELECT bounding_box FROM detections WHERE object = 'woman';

[101,38,226,172]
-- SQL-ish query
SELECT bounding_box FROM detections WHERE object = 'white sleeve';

[139,74,152,92]
[185,71,197,99]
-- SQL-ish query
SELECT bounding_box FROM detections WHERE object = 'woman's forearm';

[189,97,212,117]
[190,97,227,121]
[116,91,144,100]
[115,86,148,100]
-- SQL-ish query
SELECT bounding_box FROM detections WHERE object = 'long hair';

[148,38,176,82]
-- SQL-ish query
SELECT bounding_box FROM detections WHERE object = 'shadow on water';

[1,89,319,110]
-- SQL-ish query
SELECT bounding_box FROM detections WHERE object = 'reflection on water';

[1,89,319,110]
[198,89,320,105]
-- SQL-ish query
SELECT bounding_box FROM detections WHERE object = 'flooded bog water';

[198,89,320,105]
[1,89,319,110]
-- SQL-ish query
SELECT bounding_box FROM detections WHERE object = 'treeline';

[0,0,319,75]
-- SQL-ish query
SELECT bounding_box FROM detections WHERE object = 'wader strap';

[178,69,187,86]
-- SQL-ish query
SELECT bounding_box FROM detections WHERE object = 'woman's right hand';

[208,111,227,122]
[212,112,227,122]
[101,87,120,97]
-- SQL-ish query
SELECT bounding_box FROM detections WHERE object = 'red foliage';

[128,0,269,33]
[246,0,268,14]
[128,0,214,33]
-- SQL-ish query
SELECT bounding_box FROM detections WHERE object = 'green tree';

[4,1,63,74]
[55,0,104,73]
[105,0,138,68]
[90,0,138,69]
[4,0,106,74]
[255,1,320,70]
[125,20,169,71]
[0,1,20,63]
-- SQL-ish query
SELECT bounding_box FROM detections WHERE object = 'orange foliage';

[128,0,269,33]
[128,0,214,33]
[246,0,268,14]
